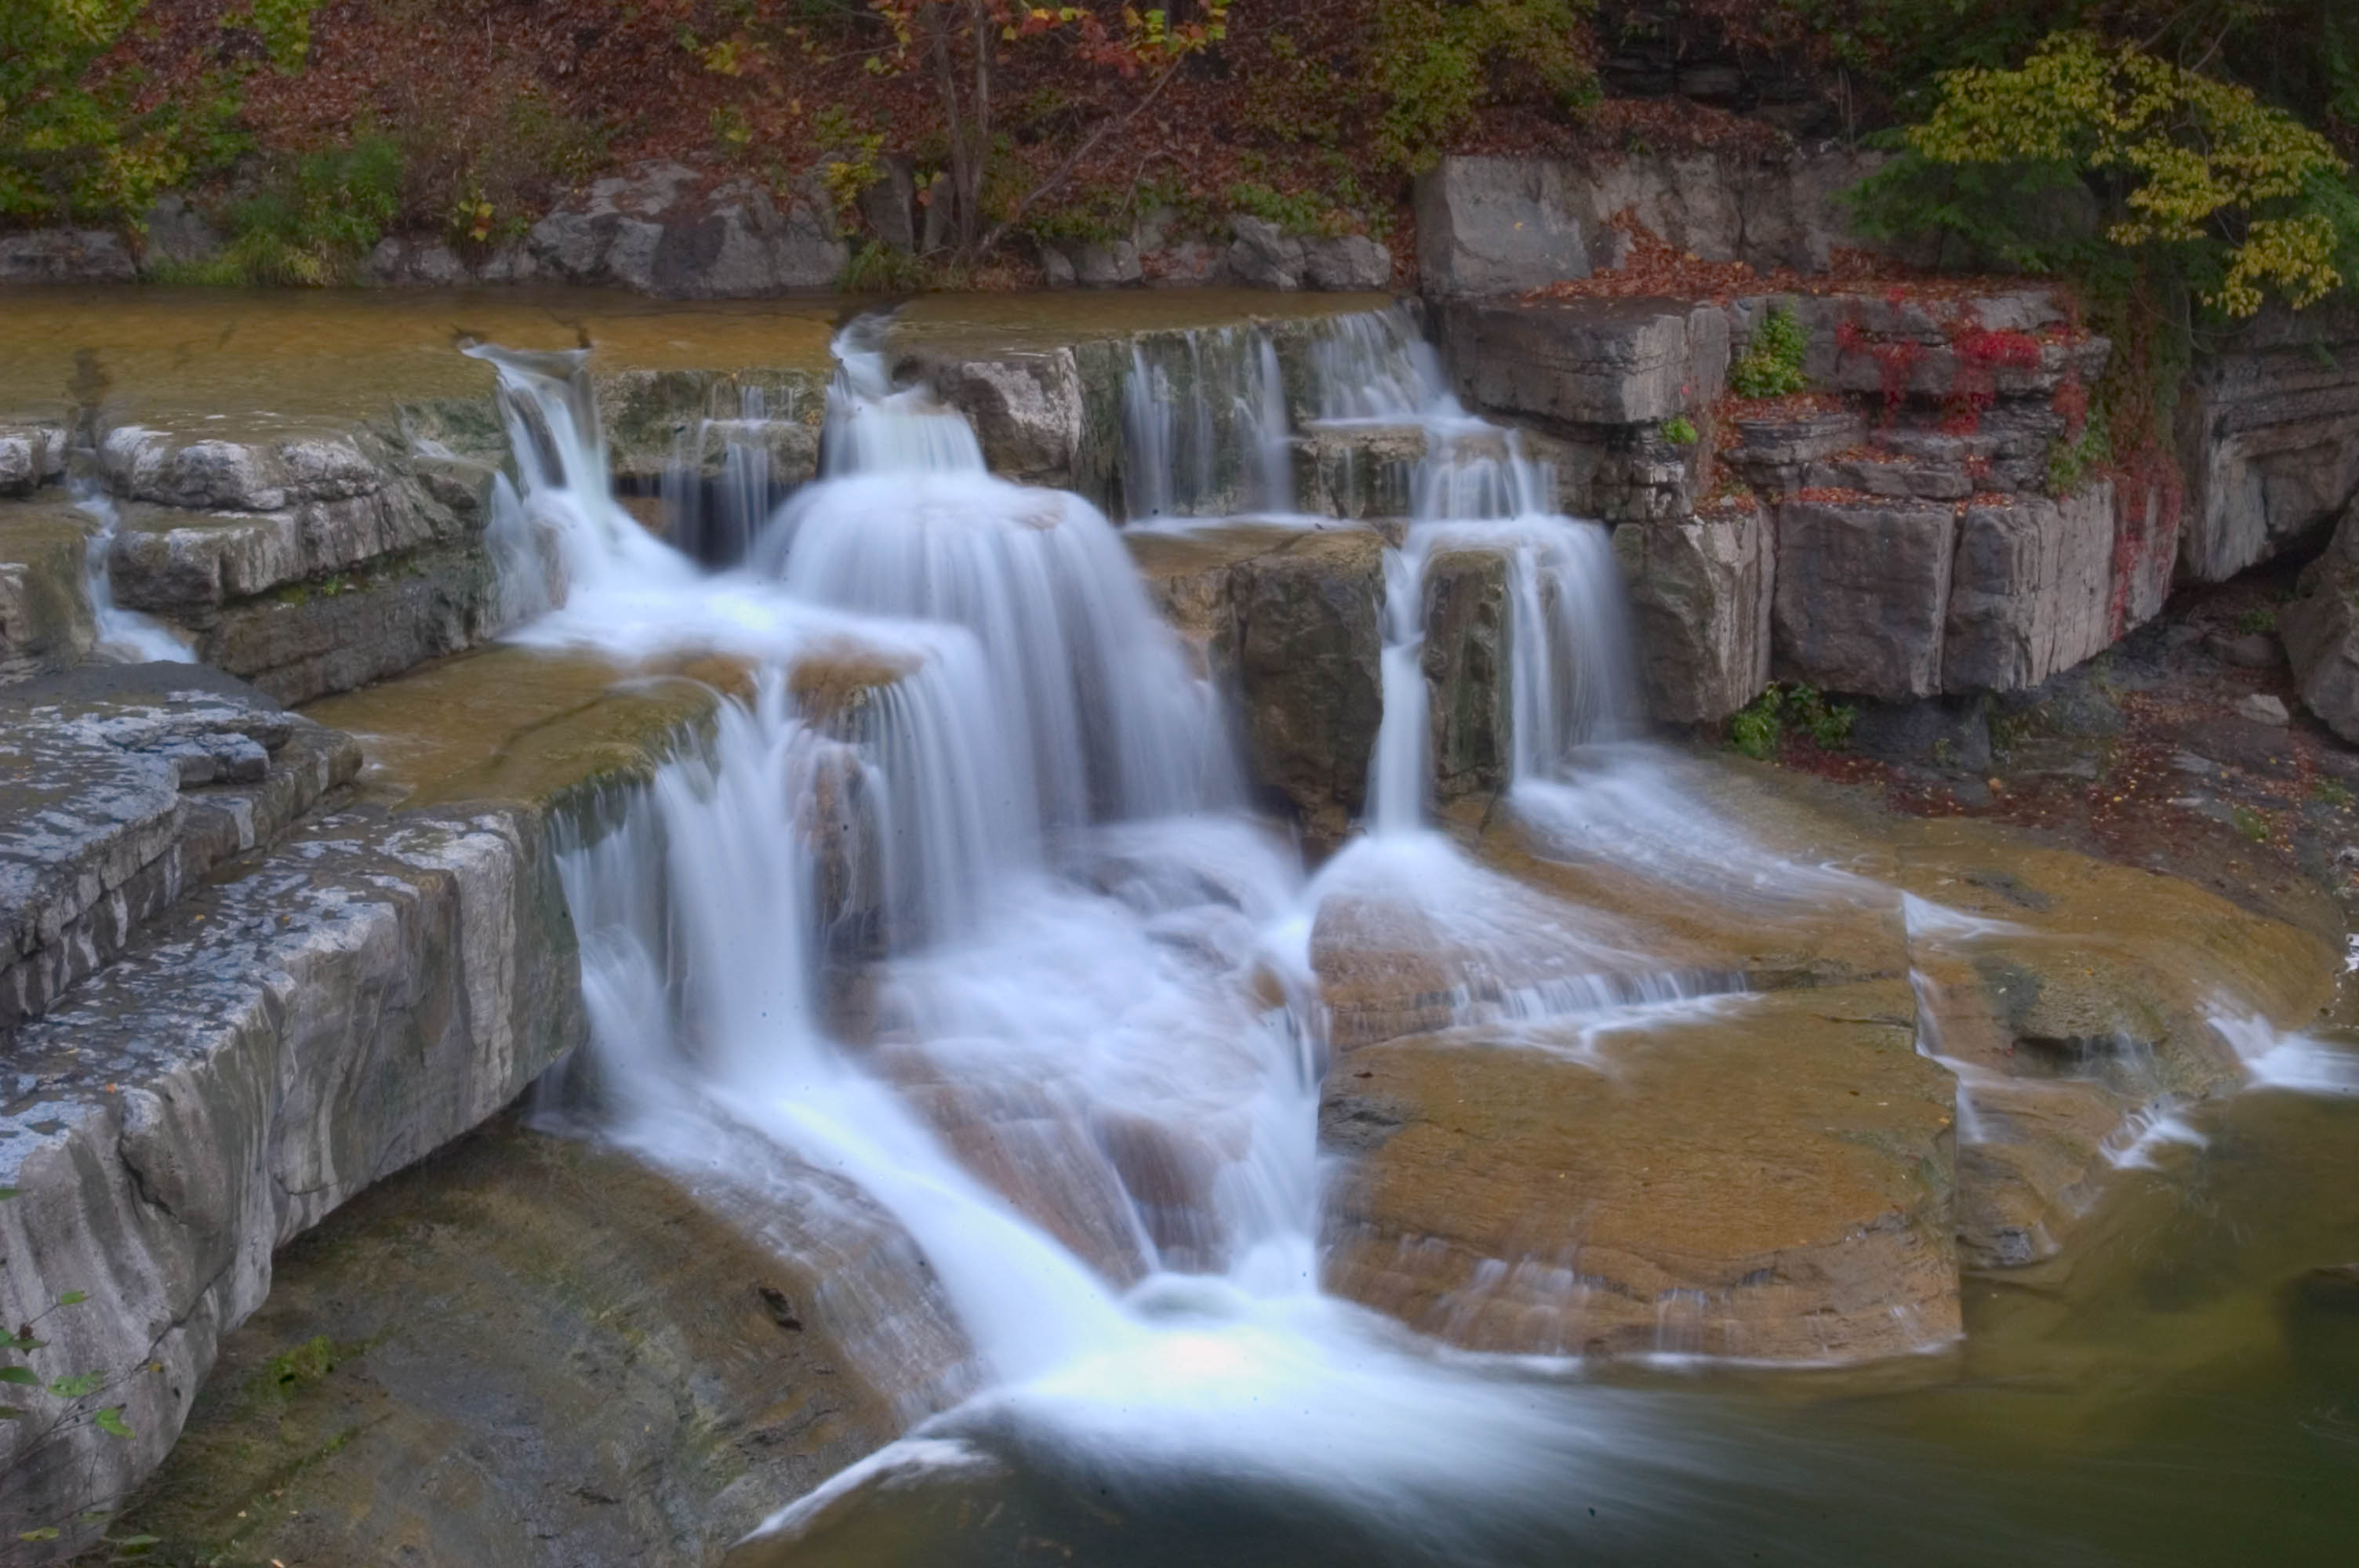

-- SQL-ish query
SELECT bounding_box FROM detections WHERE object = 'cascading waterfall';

[70,483,193,662]
[467,301,2313,1562]
[1121,325,1293,519]
[659,381,802,567]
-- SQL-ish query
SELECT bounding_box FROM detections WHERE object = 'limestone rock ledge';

[0,800,583,1552]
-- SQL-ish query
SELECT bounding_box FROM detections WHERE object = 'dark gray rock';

[0,227,136,284]
[1304,233,1392,292]
[0,495,95,681]
[140,193,222,270]
[1227,216,1307,291]
[1422,546,1511,800]
[365,234,471,287]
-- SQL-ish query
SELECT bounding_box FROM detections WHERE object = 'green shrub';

[839,238,936,292]
[213,134,403,286]
[1663,414,1699,445]
[1731,304,1810,398]
[1369,0,1596,172]
[1728,681,1856,759]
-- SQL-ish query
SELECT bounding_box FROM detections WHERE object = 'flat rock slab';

[1320,978,1960,1362]
[116,1121,972,1568]
[0,803,583,1553]
[1,662,358,1033]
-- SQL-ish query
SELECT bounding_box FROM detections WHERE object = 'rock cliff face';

[2178,307,2359,583]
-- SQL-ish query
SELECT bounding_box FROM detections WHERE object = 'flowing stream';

[462,306,2359,1565]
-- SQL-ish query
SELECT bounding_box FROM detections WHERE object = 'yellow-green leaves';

[1903,31,2350,314]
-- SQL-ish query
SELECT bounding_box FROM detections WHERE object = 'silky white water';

[463,303,2306,1562]
[70,483,194,662]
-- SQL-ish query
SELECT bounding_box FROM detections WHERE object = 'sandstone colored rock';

[1612,502,1773,724]
[913,350,1092,490]
[1773,499,1957,699]
[1320,978,1961,1361]
[1941,481,2117,693]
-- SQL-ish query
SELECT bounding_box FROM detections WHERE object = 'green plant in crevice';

[2236,606,2280,635]
[1662,414,1699,445]
[1728,681,1857,760]
[2231,804,2271,843]
[1731,304,1810,398]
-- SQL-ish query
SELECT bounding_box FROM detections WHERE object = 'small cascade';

[820,313,987,476]
[465,341,699,608]
[1120,325,1292,518]
[660,382,804,568]
[71,483,193,662]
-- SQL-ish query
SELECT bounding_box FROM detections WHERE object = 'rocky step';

[1320,977,1962,1361]
[0,492,96,681]
[114,1120,974,1568]
[1,662,359,1037]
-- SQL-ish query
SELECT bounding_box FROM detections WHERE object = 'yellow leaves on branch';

[1906,30,2350,314]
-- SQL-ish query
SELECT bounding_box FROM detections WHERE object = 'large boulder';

[1612,499,1773,724]
[1414,156,1592,296]
[2282,498,2359,742]
[1941,481,2117,694]
[528,161,847,298]
[1129,523,1385,840]
[1421,546,1512,801]
[1772,499,1957,700]
[1440,297,1729,428]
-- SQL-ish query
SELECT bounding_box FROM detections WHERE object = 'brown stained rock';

[787,640,921,731]
[117,1121,968,1568]
[1421,546,1512,802]
[1128,523,1385,844]
[1319,978,1961,1362]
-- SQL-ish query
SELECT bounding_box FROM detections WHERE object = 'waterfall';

[660,382,801,568]
[1120,325,1293,518]
[71,483,194,662]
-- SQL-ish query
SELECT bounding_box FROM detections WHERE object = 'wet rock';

[1941,482,2117,694]
[117,1121,971,1568]
[527,160,847,299]
[1421,547,1511,800]
[99,426,387,513]
[0,423,68,497]
[595,365,829,481]
[1320,979,1961,1361]
[1848,694,1994,774]
[0,495,95,681]
[1441,297,1728,427]
[2205,629,2283,669]
[1234,528,1387,837]
[1773,499,1957,699]
[1128,524,1385,840]
[1297,423,1425,518]
[1612,501,1772,724]
[0,798,584,1554]
[911,350,1096,491]
[0,227,137,284]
